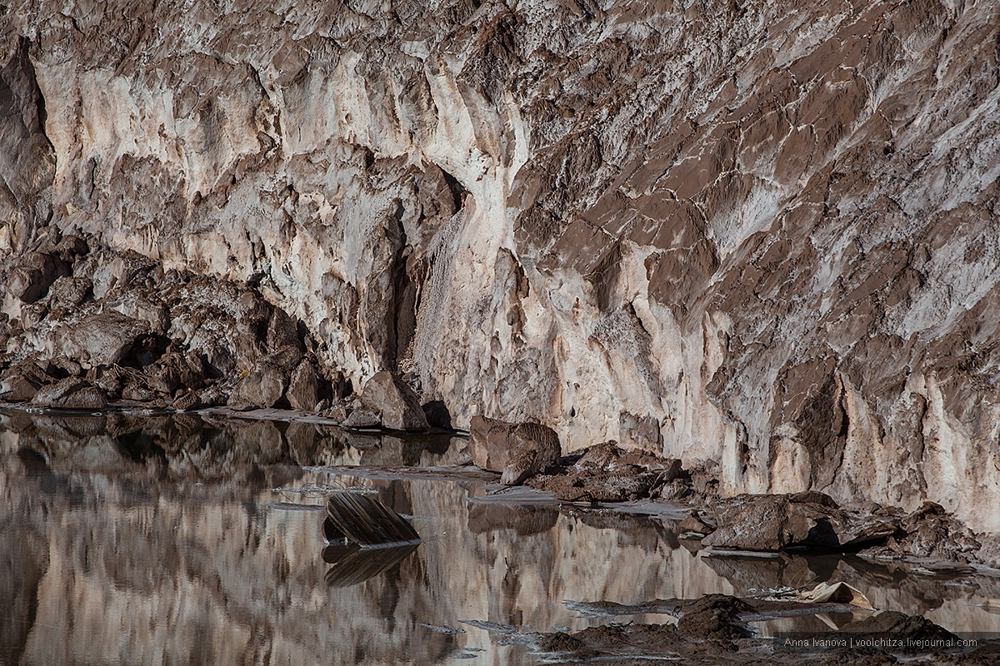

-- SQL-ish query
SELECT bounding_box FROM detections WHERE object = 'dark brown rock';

[676,595,753,640]
[228,362,287,411]
[359,371,428,431]
[47,276,91,309]
[527,441,682,501]
[469,415,560,485]
[9,251,64,303]
[0,373,40,402]
[172,390,201,411]
[702,493,899,552]
[677,512,714,537]
[146,352,205,394]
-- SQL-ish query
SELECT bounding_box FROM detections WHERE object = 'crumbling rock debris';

[469,415,560,485]
[860,502,983,563]
[527,440,684,501]
[1,238,345,415]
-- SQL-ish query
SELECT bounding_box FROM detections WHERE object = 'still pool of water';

[2,408,1000,665]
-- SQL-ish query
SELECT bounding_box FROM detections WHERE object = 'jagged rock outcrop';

[2,0,1000,529]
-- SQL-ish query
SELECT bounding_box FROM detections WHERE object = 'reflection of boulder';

[467,503,558,537]
[322,543,419,588]
[702,552,831,594]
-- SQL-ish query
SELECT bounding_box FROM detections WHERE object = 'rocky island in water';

[2,0,1000,663]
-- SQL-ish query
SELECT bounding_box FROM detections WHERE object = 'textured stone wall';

[2,0,999,528]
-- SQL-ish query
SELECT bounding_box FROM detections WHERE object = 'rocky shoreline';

[3,404,1000,663]
[3,229,1000,575]
[0,229,446,430]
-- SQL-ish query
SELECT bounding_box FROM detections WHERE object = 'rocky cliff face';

[2,0,999,529]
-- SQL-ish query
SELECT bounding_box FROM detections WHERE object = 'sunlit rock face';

[2,1,1000,528]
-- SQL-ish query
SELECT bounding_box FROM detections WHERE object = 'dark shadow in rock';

[114,430,167,464]
[422,400,452,429]
[322,543,419,588]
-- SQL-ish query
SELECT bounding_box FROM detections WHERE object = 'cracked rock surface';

[2,0,1000,529]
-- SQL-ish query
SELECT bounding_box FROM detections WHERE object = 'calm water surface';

[2,408,999,665]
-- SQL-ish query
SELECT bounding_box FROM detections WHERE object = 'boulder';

[286,360,319,411]
[172,390,201,411]
[469,415,561,485]
[30,377,107,409]
[54,311,150,367]
[701,493,898,552]
[359,371,428,431]
[0,374,40,402]
[48,276,92,308]
[343,408,381,428]
[678,512,715,538]
[0,361,55,402]
[9,251,64,303]
[228,362,287,410]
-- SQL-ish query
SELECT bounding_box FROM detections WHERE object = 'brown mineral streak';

[1,0,999,531]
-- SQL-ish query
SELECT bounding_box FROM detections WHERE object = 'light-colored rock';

[53,311,149,368]
[469,415,561,485]
[359,371,429,431]
[286,360,319,412]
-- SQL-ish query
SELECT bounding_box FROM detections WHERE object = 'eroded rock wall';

[2,0,999,528]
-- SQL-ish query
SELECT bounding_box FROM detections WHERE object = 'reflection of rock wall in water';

[3,1,1000,530]
[3,415,1000,663]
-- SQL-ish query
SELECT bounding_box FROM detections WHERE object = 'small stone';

[344,408,381,428]
[54,311,151,367]
[172,390,201,411]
